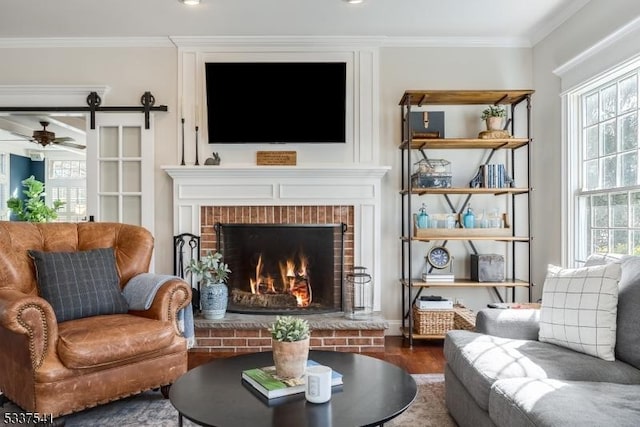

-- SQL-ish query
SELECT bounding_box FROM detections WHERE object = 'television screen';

[205,62,346,144]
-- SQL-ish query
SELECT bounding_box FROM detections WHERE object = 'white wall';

[531,0,640,302]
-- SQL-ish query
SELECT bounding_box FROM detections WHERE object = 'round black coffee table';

[170,350,417,427]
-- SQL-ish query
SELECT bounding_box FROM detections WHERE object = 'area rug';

[0,374,455,426]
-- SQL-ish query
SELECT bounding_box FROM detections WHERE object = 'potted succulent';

[186,251,231,320]
[269,315,311,379]
[6,175,64,222]
[481,105,507,130]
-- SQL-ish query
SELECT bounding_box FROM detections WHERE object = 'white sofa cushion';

[538,263,621,361]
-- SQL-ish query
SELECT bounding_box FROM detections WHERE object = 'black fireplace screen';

[217,223,345,314]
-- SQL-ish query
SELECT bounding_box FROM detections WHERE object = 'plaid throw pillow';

[29,248,129,322]
[538,263,621,361]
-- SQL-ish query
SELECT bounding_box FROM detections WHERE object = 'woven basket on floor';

[412,305,454,335]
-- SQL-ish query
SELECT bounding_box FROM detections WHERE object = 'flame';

[248,253,312,307]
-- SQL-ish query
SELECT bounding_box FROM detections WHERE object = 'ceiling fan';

[31,121,85,149]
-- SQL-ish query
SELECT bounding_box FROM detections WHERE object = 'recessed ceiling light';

[344,0,364,3]
[180,0,200,5]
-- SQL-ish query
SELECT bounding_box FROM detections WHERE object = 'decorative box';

[470,254,505,282]
[411,159,452,188]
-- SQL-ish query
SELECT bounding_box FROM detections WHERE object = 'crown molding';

[529,0,591,46]
[0,37,174,49]
[170,35,531,49]
[553,15,640,77]
[0,35,533,50]
[379,36,530,48]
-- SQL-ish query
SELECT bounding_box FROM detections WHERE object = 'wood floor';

[188,336,446,374]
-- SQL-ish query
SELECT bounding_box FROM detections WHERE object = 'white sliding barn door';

[86,113,154,233]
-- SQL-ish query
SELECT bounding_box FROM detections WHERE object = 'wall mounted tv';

[205,62,346,144]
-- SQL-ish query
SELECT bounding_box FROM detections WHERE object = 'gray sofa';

[443,254,640,427]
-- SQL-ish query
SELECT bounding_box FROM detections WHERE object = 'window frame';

[565,57,640,265]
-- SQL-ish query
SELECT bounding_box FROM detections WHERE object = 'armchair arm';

[0,289,58,370]
[127,278,192,334]
[475,308,540,340]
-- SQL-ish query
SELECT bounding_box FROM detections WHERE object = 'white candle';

[195,104,199,127]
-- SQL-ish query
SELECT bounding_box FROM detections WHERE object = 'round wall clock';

[426,246,451,270]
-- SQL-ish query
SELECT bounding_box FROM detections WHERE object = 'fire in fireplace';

[217,223,345,314]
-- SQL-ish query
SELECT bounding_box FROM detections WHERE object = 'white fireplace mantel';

[163,163,390,310]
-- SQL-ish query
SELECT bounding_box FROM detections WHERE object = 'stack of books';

[417,295,453,310]
[241,359,343,399]
[422,273,455,282]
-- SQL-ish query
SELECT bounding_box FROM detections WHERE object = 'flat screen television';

[205,62,346,144]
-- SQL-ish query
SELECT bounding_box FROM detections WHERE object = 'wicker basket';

[453,306,476,331]
[412,305,454,335]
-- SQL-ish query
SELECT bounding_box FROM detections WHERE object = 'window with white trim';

[47,159,87,222]
[570,59,640,263]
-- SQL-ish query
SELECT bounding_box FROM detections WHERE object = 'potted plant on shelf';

[186,251,231,320]
[481,105,507,130]
[269,315,311,379]
[6,175,64,222]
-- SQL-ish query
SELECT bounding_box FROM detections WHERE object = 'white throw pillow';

[538,263,621,361]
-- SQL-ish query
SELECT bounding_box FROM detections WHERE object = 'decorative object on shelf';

[471,254,505,282]
[269,316,311,379]
[479,105,511,138]
[481,105,506,130]
[410,111,445,138]
[411,158,452,188]
[345,266,374,319]
[256,151,297,166]
[7,175,64,222]
[180,118,186,166]
[462,206,475,228]
[416,203,429,229]
[469,164,514,188]
[204,152,221,165]
[185,251,231,319]
[194,125,200,165]
[478,129,511,139]
[426,246,452,270]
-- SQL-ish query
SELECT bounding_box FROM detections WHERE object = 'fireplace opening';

[217,223,345,314]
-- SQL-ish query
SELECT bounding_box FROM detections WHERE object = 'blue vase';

[200,282,228,320]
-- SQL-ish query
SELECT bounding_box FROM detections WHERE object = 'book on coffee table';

[241,359,343,399]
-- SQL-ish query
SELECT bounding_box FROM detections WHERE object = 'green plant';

[185,251,231,285]
[269,315,310,342]
[481,105,507,120]
[6,175,64,222]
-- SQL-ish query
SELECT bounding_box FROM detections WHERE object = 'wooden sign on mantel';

[256,151,297,166]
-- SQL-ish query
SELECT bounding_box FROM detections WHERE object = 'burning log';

[231,289,298,308]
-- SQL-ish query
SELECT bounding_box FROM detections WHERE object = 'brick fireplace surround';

[163,165,391,354]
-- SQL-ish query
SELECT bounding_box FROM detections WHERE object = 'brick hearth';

[191,313,388,354]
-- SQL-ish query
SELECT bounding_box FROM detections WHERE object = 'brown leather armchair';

[0,222,192,418]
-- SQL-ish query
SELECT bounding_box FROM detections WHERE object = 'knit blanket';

[123,273,195,348]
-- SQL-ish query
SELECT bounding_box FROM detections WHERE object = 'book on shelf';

[241,359,343,399]
[422,273,455,282]
[417,299,453,310]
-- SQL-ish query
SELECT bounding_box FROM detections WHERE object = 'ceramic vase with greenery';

[269,316,311,379]
[6,175,64,222]
[481,105,506,130]
[185,251,231,320]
